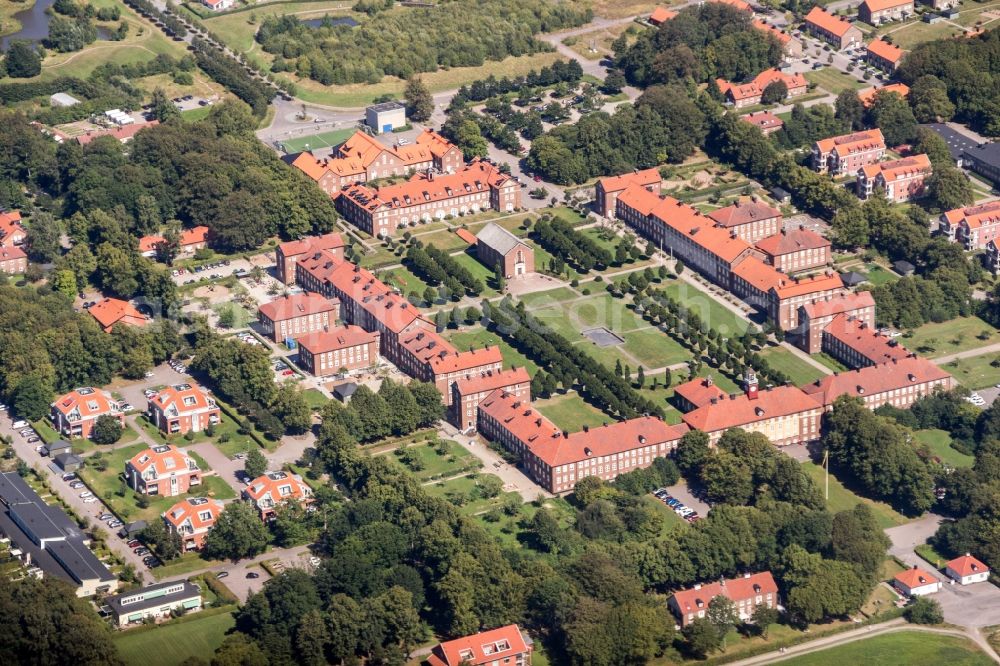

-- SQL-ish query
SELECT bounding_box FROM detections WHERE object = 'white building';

[366,101,406,135]
[106,580,202,626]
[894,566,942,597]
[945,554,990,586]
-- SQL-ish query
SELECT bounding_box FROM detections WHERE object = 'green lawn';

[905,316,998,358]
[113,609,236,666]
[800,461,909,530]
[281,127,358,154]
[913,428,974,468]
[804,67,865,95]
[203,1,360,52]
[451,251,499,296]
[446,329,539,375]
[390,439,482,481]
[889,21,965,50]
[534,392,611,432]
[812,352,850,374]
[760,346,827,386]
[302,388,328,411]
[621,327,690,369]
[915,542,951,570]
[941,354,1000,390]
[862,264,898,286]
[473,496,574,548]
[782,630,993,666]
[416,228,473,252]
[659,280,749,337]
[424,473,520,515]
[531,294,647,342]
[380,264,434,298]
[519,286,580,309]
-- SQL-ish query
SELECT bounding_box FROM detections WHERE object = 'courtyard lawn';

[416,228,473,252]
[915,542,952,570]
[302,388,328,411]
[534,392,611,432]
[862,263,899,286]
[913,428,974,468]
[474,496,574,548]
[889,21,965,50]
[572,338,635,372]
[390,439,481,481]
[781,630,993,666]
[424,473,520,515]
[549,206,590,227]
[531,294,647,342]
[446,328,539,374]
[518,286,580,309]
[801,461,909,530]
[813,352,849,373]
[760,346,827,386]
[904,316,997,358]
[380,264,434,297]
[450,251,499,295]
[804,67,865,95]
[113,608,236,666]
[621,327,691,369]
[941,354,1000,390]
[659,280,749,337]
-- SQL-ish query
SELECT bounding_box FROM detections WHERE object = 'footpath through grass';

[781,629,994,665]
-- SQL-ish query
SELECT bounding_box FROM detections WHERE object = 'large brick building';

[476,222,534,279]
[740,111,784,136]
[752,19,803,58]
[804,7,863,50]
[451,367,531,432]
[669,572,779,627]
[822,314,910,368]
[0,245,27,274]
[477,389,689,494]
[801,355,955,410]
[291,129,464,196]
[812,129,886,176]
[595,168,662,218]
[50,387,124,440]
[943,201,1000,250]
[796,291,876,353]
[163,497,222,553]
[754,226,831,274]
[146,383,220,436]
[257,292,340,343]
[731,257,845,330]
[716,69,808,108]
[859,0,913,25]
[707,199,782,243]
[296,325,380,377]
[275,232,345,284]
[125,445,201,497]
[857,154,932,202]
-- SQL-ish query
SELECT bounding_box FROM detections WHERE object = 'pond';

[300,15,359,29]
[2,0,116,51]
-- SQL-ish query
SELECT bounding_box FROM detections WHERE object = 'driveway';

[435,423,551,501]
[663,480,711,516]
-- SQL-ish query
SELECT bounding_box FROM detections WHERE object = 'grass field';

[114,609,236,666]
[760,346,826,386]
[534,391,610,432]
[915,542,951,570]
[447,328,539,375]
[379,264,434,298]
[781,630,993,665]
[905,316,997,358]
[390,438,481,481]
[913,428,974,468]
[531,293,647,341]
[889,21,965,50]
[813,352,849,373]
[942,354,1000,390]
[204,1,358,52]
[659,280,749,337]
[804,67,865,95]
[621,326,690,369]
[862,263,899,286]
[424,473,520,515]
[280,127,357,154]
[801,461,909,529]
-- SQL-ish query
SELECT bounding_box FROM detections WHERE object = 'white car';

[0,404,7,411]
[79,491,92,499]
[83,497,98,503]
[11,420,27,429]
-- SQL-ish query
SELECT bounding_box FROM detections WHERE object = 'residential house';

[0,245,27,273]
[859,0,914,25]
[243,471,313,520]
[947,200,1000,250]
[796,290,877,353]
[296,325,380,377]
[711,0,753,11]
[476,222,534,279]
[858,83,910,107]
[804,7,864,49]
[866,39,905,72]
[752,19,804,58]
[801,355,955,409]
[821,314,909,368]
[477,389,689,494]
[812,129,886,176]
[147,383,220,435]
[258,292,341,343]
[201,0,234,11]
[106,580,201,626]
[945,554,990,585]
[125,445,201,497]
[857,154,932,202]
[894,566,942,596]
[162,497,222,553]
[428,625,532,666]
[754,226,831,273]
[740,110,784,136]
[451,367,531,432]
[716,69,808,108]
[291,129,463,195]
[0,210,27,246]
[595,168,662,218]
[87,297,150,333]
[680,371,823,446]
[707,198,783,243]
[648,6,677,24]
[669,572,779,627]
[275,232,345,284]
[335,160,521,238]
[986,239,1000,275]
[50,387,123,440]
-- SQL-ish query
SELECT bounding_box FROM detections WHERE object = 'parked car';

[120,402,133,412]
[27,436,39,444]
[70,481,84,489]
[62,474,77,482]
[108,520,122,528]
[0,404,7,411]
[246,572,260,579]
[11,420,28,429]
[98,513,113,521]
[127,539,141,548]
[84,497,98,503]
[217,571,229,579]
[79,491,93,498]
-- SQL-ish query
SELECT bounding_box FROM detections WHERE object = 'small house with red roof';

[147,382,220,435]
[258,292,341,343]
[201,0,235,12]
[0,210,27,247]
[740,111,784,136]
[451,366,531,432]
[804,7,863,50]
[595,168,662,218]
[275,232,345,284]
[648,6,677,25]
[428,625,532,666]
[88,297,150,333]
[894,565,941,596]
[163,497,223,552]
[242,471,313,519]
[50,387,124,439]
[945,554,990,586]
[752,19,803,58]
[669,572,779,627]
[0,245,27,274]
[866,39,905,73]
[296,325,380,377]
[125,445,201,497]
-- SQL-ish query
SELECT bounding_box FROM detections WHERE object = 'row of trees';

[189,37,272,117]
[533,216,612,271]
[256,0,591,85]
[406,243,484,296]
[319,379,444,443]
[452,59,584,104]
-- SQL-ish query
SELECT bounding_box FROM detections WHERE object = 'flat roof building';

[106,580,202,626]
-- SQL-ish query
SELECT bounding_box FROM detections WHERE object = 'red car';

[533,175,541,182]
[282,369,294,376]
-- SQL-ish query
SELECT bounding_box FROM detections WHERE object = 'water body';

[301,15,359,29]
[2,0,116,51]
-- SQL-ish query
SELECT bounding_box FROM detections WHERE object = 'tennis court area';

[281,127,357,153]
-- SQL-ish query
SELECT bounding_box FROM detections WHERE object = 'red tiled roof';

[862,0,911,13]
[0,245,26,262]
[805,6,855,38]
[399,328,458,366]
[801,291,875,319]
[244,471,311,503]
[278,232,345,259]
[138,235,164,254]
[429,346,503,374]
[945,201,1000,230]
[479,390,688,467]
[319,259,428,335]
[76,120,159,145]
[946,554,989,577]
[430,625,530,666]
[598,168,662,195]
[416,128,459,159]
[649,6,677,23]
[815,129,885,157]
[858,83,910,107]
[711,0,752,11]
[681,385,821,433]
[163,497,222,531]
[895,567,939,589]
[861,154,932,181]
[455,228,478,245]
[672,572,778,615]
[823,314,909,365]
[52,388,118,420]
[651,197,752,263]
[740,111,784,131]
[708,199,781,229]
[129,445,197,476]
[454,367,531,396]
[617,184,664,217]
[754,227,831,257]
[295,325,378,354]
[180,226,210,247]
[258,293,339,322]
[800,355,953,406]
[673,376,728,410]
[773,271,843,298]
[866,39,904,64]
[753,19,792,45]
[0,211,26,246]
[150,383,217,415]
[88,297,149,332]
[731,256,782,293]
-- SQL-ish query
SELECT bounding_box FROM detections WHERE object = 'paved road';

[436,423,552,501]
[934,341,1000,365]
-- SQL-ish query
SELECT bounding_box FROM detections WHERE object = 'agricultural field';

[782,630,993,666]
[804,67,865,95]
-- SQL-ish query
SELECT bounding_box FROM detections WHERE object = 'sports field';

[281,127,357,153]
